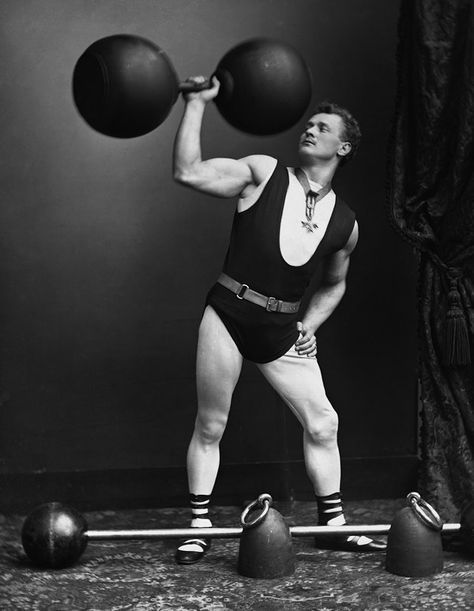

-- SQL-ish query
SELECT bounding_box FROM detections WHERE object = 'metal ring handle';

[407,492,443,531]
[240,493,273,529]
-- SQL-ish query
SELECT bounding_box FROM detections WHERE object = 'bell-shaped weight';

[238,494,295,579]
[386,492,444,577]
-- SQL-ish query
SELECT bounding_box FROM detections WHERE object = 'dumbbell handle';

[179,80,212,93]
[86,522,461,541]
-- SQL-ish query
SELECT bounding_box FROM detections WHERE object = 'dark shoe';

[175,538,211,565]
[314,535,387,552]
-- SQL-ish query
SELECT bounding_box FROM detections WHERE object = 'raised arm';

[173,76,272,199]
[295,222,359,355]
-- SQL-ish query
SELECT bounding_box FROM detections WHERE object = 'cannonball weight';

[73,35,180,138]
[72,35,312,138]
[214,39,312,135]
[21,502,88,568]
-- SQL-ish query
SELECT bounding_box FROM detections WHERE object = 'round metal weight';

[21,502,88,569]
[214,38,312,135]
[73,35,180,138]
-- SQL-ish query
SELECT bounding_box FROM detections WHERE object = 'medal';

[294,168,331,233]
[301,192,319,232]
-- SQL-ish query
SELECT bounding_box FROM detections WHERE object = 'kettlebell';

[386,492,444,577]
[238,493,295,579]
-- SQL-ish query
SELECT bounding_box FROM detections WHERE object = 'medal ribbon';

[294,168,332,232]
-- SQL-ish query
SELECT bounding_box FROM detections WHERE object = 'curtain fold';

[387,0,474,519]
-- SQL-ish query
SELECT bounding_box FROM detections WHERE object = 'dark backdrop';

[0,0,417,511]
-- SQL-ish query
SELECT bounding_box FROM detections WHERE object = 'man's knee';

[304,404,339,445]
[194,414,228,445]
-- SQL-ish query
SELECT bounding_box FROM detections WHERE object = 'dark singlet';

[206,161,356,363]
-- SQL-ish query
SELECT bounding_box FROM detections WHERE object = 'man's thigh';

[256,345,332,424]
[196,306,243,409]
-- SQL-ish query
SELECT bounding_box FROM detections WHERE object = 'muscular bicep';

[180,157,253,198]
[175,154,276,199]
[321,221,359,284]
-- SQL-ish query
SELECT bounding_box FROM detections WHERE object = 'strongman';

[173,76,386,563]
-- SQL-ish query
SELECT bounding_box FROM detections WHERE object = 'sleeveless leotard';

[206,161,355,363]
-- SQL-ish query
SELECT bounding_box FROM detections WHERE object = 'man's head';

[298,102,361,167]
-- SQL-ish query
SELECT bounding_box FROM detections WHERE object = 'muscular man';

[173,76,386,564]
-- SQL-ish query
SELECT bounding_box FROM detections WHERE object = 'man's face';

[298,113,349,163]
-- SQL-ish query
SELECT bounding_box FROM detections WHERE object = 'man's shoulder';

[240,155,278,183]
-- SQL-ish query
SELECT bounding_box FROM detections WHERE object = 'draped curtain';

[387,0,474,519]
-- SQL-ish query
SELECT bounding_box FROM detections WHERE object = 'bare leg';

[256,349,340,496]
[257,347,386,551]
[187,305,243,495]
[176,306,243,563]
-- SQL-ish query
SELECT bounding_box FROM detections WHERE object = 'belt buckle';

[236,283,249,299]
[266,296,281,312]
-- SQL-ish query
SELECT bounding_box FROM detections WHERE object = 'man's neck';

[299,160,338,188]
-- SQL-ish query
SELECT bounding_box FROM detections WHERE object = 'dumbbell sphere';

[73,35,312,138]
[214,39,312,135]
[21,502,88,568]
[73,34,180,138]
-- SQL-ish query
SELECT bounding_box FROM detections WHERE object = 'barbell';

[72,35,312,138]
[21,492,473,570]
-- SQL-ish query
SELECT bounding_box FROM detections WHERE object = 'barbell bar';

[85,522,461,541]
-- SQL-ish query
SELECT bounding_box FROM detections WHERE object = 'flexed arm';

[173,77,275,198]
[173,76,257,198]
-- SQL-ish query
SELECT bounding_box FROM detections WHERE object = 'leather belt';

[217,273,300,314]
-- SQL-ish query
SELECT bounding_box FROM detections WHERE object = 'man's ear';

[337,141,352,159]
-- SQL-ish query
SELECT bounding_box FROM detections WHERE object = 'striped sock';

[190,493,212,528]
[316,492,372,545]
[316,492,346,526]
[177,494,212,555]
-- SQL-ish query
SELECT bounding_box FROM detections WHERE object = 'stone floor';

[1,498,473,610]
